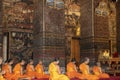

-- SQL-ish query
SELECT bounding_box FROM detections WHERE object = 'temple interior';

[0,0,120,79]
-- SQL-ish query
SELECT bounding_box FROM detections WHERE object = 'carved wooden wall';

[1,0,34,63]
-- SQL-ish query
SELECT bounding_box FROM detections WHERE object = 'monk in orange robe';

[2,59,14,80]
[2,60,8,70]
[12,59,30,80]
[66,58,84,79]
[93,62,110,78]
[35,60,49,79]
[49,58,70,80]
[0,57,5,80]
[79,57,99,80]
[26,59,36,79]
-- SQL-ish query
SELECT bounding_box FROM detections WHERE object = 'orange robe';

[2,64,13,80]
[26,64,36,79]
[93,66,110,78]
[49,62,70,80]
[35,64,49,79]
[66,62,84,79]
[79,63,99,80]
[12,63,30,80]
[0,74,5,80]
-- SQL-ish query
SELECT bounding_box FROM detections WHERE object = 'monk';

[26,59,36,79]
[66,58,84,79]
[2,59,14,80]
[79,57,99,80]
[93,62,110,78]
[0,57,5,80]
[49,58,70,80]
[35,60,49,79]
[2,60,8,70]
[12,59,30,80]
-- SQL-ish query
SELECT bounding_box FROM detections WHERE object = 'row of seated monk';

[0,57,110,80]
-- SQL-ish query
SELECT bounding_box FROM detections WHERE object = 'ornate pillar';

[79,0,110,62]
[33,0,65,67]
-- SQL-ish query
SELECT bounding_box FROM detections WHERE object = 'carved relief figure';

[95,0,110,16]
[10,32,33,63]
[2,0,34,63]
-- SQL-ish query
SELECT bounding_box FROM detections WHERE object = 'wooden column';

[33,0,65,67]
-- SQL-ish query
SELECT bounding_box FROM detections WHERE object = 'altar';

[98,58,120,76]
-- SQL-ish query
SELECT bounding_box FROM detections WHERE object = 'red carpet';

[32,78,80,80]
[32,77,120,80]
[99,76,120,80]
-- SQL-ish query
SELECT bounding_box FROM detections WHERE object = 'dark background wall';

[117,0,120,53]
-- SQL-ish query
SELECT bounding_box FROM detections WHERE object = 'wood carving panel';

[94,15,109,38]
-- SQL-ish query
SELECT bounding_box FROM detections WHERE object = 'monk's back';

[67,62,76,72]
[79,63,89,75]
[13,63,21,74]
[35,64,44,74]
[26,64,33,72]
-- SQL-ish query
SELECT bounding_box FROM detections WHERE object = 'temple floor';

[32,76,120,80]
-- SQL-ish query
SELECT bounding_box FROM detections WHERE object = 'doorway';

[71,38,80,64]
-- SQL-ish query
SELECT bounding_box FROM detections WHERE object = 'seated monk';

[66,58,84,79]
[35,60,49,79]
[2,60,8,70]
[79,57,99,80]
[49,58,70,80]
[2,59,14,80]
[12,59,30,80]
[93,62,110,78]
[0,57,5,80]
[26,59,36,79]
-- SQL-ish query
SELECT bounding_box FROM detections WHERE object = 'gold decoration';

[95,0,110,16]
[46,0,64,9]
